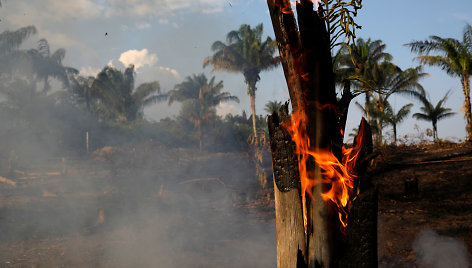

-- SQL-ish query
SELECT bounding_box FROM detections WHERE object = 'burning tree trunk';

[267,0,376,267]
[268,104,307,266]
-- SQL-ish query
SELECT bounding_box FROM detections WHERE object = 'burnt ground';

[0,143,470,267]
[0,147,276,267]
[371,143,472,267]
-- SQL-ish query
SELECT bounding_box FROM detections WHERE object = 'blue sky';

[1,0,471,142]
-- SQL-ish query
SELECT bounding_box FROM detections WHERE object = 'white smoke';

[413,228,471,268]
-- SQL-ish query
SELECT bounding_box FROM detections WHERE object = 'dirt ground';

[0,148,276,267]
[0,143,470,267]
[371,143,472,267]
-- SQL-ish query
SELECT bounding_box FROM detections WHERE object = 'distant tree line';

[0,21,470,159]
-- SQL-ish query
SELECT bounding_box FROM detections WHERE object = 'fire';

[282,106,364,232]
[279,0,322,14]
[281,0,296,14]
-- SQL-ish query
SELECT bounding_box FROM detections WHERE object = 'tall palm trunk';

[393,124,397,145]
[433,120,438,142]
[365,92,371,122]
[462,75,472,141]
[248,83,257,139]
[199,124,203,151]
[376,94,384,146]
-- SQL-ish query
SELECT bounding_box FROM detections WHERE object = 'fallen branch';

[0,176,16,187]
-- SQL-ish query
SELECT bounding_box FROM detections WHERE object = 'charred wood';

[268,103,307,267]
[267,0,377,267]
[338,187,378,268]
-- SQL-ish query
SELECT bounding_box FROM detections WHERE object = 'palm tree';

[406,24,472,141]
[69,74,95,110]
[383,101,413,145]
[368,63,426,143]
[344,58,425,144]
[203,23,279,139]
[90,65,166,122]
[413,91,455,142]
[0,26,37,76]
[335,38,393,120]
[264,100,282,114]
[28,39,78,92]
[0,26,37,56]
[169,73,239,150]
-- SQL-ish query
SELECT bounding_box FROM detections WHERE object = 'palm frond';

[437,111,455,120]
[412,112,430,121]
[0,26,37,55]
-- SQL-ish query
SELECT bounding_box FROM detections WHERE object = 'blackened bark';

[267,0,304,111]
[268,103,307,267]
[337,79,353,141]
[267,1,377,267]
[339,118,376,267]
[338,187,378,268]
[268,104,301,192]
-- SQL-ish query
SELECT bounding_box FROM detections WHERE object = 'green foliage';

[0,26,256,156]
[0,26,37,56]
[336,38,425,97]
[320,0,363,48]
[170,73,238,126]
[169,73,239,149]
[413,91,455,141]
[383,100,413,144]
[336,37,426,145]
[406,24,472,78]
[203,23,279,95]
[28,39,78,92]
[87,65,166,123]
[264,100,282,114]
[384,102,413,127]
[406,24,472,140]
[204,23,279,138]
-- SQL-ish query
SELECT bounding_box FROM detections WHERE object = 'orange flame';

[283,107,364,232]
[281,0,298,14]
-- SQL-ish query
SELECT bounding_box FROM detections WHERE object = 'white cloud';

[122,22,152,31]
[3,0,103,25]
[103,0,226,17]
[39,29,81,49]
[48,0,104,20]
[118,49,158,70]
[121,22,151,31]
[136,22,151,29]
[159,66,180,78]
[2,0,226,26]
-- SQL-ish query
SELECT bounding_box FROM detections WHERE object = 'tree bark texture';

[338,188,378,268]
[462,75,472,141]
[268,104,307,267]
[267,1,377,268]
[268,1,344,267]
[249,88,258,140]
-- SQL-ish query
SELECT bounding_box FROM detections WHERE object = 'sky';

[0,0,471,142]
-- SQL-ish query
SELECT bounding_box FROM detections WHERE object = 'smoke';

[0,18,276,268]
[413,228,471,268]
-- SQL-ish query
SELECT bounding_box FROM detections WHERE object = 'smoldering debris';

[413,228,471,268]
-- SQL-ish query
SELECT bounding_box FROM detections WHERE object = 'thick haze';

[1,0,471,141]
